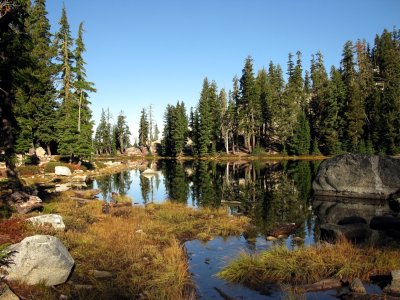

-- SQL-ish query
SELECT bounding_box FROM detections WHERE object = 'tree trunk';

[0,91,21,188]
[46,144,52,156]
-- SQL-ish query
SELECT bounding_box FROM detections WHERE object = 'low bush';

[23,154,40,166]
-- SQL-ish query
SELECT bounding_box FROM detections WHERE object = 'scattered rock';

[72,189,100,199]
[384,270,400,295]
[74,284,93,290]
[55,184,71,192]
[27,214,66,231]
[55,166,72,176]
[89,270,114,279]
[2,235,74,286]
[350,278,366,294]
[35,147,46,158]
[370,216,400,231]
[71,175,87,182]
[292,236,304,242]
[296,278,342,293]
[313,154,400,199]
[0,282,19,300]
[338,216,367,226]
[266,236,277,241]
[73,169,84,174]
[268,223,300,237]
[18,196,43,214]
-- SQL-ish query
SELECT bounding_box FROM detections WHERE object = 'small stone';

[391,270,400,282]
[293,236,304,242]
[28,214,66,231]
[277,234,287,239]
[89,270,113,279]
[266,236,277,241]
[350,278,366,294]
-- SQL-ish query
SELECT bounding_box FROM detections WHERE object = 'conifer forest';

[1,1,400,175]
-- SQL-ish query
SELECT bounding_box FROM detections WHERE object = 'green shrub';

[24,154,40,166]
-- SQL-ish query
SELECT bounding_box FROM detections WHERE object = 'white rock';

[71,175,87,182]
[27,214,66,231]
[55,166,72,176]
[55,184,71,192]
[35,147,46,157]
[2,235,74,286]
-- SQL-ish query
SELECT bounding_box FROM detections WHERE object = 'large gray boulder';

[27,214,66,231]
[313,154,400,199]
[2,235,74,286]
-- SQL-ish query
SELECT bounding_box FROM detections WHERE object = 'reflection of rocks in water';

[313,196,397,244]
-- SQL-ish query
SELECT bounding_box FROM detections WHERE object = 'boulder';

[19,196,43,214]
[384,270,400,294]
[55,166,72,176]
[350,278,366,294]
[35,147,46,157]
[2,235,74,286]
[125,147,142,156]
[313,154,400,199]
[27,214,66,231]
[320,223,371,242]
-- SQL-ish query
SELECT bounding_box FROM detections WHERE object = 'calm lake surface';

[88,159,388,299]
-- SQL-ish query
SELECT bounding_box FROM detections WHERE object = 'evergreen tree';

[0,0,30,183]
[341,40,365,152]
[14,0,57,155]
[256,68,271,147]
[372,29,400,154]
[197,78,212,156]
[94,108,112,154]
[239,56,260,152]
[139,108,149,147]
[115,111,131,153]
[162,102,188,157]
[71,22,96,158]
[288,110,311,155]
[154,123,160,141]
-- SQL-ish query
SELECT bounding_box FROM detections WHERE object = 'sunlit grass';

[4,197,248,299]
[218,237,400,287]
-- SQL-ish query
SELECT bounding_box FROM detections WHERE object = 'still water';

[89,160,387,299]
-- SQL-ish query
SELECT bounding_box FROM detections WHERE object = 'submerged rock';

[313,154,400,199]
[320,223,371,242]
[2,235,74,286]
[350,278,366,294]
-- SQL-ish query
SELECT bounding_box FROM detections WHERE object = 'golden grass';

[10,197,248,299]
[218,237,400,287]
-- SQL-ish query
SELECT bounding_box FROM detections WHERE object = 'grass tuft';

[218,237,400,287]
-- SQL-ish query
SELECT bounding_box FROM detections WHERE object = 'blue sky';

[46,0,400,142]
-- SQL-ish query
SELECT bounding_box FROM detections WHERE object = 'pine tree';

[197,78,212,156]
[139,108,149,147]
[162,102,188,157]
[115,111,131,153]
[153,123,160,141]
[372,29,400,154]
[0,0,31,183]
[288,110,311,155]
[239,56,260,152]
[341,40,365,152]
[256,68,271,147]
[72,22,96,158]
[54,5,76,158]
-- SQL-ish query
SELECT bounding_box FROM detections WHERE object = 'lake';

[88,159,389,299]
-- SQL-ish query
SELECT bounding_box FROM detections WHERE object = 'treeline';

[162,28,400,157]
[0,0,94,172]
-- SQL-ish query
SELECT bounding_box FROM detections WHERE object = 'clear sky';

[45,0,400,142]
